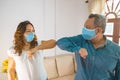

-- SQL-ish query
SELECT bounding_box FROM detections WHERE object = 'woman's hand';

[27,39,56,58]
[79,48,88,59]
[27,47,37,58]
[27,50,33,58]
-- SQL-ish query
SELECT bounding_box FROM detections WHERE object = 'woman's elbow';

[50,39,56,48]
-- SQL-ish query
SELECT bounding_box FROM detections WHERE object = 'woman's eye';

[25,30,35,33]
[26,31,31,32]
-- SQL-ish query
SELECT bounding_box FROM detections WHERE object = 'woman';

[7,21,56,80]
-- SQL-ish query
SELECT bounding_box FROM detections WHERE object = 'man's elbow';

[56,39,68,50]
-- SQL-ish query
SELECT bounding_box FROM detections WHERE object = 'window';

[103,0,120,45]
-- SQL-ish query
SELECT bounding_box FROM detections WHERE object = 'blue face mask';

[25,32,34,42]
[82,27,96,40]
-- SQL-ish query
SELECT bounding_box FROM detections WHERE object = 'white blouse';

[8,42,47,80]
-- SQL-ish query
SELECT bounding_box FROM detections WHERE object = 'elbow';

[57,38,64,46]
[56,40,62,48]
[51,39,56,48]
[51,39,56,43]
[47,39,56,49]
[57,38,68,50]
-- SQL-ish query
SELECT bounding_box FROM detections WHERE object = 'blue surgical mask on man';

[25,32,34,42]
[82,27,96,40]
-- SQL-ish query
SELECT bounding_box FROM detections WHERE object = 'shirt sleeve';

[37,40,44,57]
[115,46,120,80]
[57,35,82,53]
[115,60,120,80]
[7,46,17,57]
[37,40,41,46]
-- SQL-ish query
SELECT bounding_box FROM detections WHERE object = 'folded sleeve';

[37,40,44,58]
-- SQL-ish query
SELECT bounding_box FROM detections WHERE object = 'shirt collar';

[97,35,108,49]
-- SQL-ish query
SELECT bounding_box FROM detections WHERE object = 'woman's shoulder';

[8,46,15,53]
[37,39,45,45]
[7,46,18,57]
[37,40,41,45]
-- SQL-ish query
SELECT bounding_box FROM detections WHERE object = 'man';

[57,14,120,80]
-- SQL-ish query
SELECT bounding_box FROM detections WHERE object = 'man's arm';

[115,60,120,80]
[115,47,120,80]
[57,35,82,53]
[57,35,88,59]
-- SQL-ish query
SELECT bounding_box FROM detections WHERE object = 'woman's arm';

[33,39,56,50]
[7,57,16,80]
[39,39,56,49]
[27,39,56,57]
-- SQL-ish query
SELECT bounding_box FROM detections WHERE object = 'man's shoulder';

[69,34,83,39]
[106,39,120,50]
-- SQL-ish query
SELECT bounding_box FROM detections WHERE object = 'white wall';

[55,0,89,54]
[0,0,45,68]
[0,0,88,68]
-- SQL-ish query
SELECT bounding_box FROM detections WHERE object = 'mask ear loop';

[93,24,99,32]
[93,26,102,39]
[90,26,98,40]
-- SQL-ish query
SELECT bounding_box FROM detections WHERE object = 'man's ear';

[96,27,103,33]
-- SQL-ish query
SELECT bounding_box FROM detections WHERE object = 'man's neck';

[91,35,106,49]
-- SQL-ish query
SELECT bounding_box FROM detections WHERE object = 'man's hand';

[79,48,88,59]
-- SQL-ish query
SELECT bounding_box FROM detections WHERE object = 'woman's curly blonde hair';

[14,21,38,56]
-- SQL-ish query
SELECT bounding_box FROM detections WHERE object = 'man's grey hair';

[88,14,106,33]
